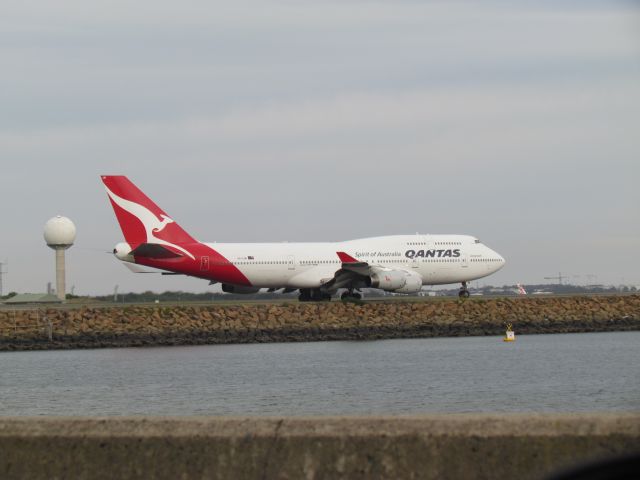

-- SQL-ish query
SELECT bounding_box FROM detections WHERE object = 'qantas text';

[405,249,461,258]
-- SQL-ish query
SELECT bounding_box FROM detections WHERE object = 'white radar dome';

[44,216,76,248]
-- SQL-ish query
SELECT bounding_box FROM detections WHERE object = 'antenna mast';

[544,272,569,285]
[0,260,7,297]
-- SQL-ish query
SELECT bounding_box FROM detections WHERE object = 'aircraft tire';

[299,289,312,302]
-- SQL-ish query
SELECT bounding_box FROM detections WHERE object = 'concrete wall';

[1,295,639,350]
[0,414,638,479]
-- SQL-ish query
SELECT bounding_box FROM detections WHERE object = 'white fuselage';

[205,234,505,289]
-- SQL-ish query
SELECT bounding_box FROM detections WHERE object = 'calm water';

[0,332,638,416]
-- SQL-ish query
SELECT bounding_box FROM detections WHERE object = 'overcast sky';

[2,0,639,295]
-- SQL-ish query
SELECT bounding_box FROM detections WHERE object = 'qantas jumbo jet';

[102,176,505,301]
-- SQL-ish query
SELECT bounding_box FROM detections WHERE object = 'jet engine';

[113,242,133,261]
[370,270,406,290]
[221,284,261,294]
[394,270,423,294]
[370,269,423,294]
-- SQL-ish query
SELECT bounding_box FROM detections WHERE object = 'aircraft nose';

[487,247,505,271]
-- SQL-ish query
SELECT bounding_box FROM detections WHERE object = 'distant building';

[2,293,63,305]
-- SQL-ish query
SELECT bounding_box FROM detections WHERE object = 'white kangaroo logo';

[105,186,195,260]
[152,214,174,234]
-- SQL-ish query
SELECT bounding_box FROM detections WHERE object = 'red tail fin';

[101,176,196,248]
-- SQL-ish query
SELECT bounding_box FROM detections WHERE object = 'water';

[0,332,638,416]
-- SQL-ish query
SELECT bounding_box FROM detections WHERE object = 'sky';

[1,0,639,295]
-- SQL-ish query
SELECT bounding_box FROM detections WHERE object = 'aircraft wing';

[320,252,374,291]
[336,251,371,275]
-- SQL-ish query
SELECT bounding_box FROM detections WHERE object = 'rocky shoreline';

[1,295,638,351]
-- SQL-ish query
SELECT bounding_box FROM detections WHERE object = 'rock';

[1,295,639,350]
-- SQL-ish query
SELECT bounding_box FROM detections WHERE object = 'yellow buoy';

[503,323,515,342]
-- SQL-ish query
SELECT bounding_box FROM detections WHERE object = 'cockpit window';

[475,239,481,244]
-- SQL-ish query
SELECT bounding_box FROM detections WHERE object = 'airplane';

[102,176,506,301]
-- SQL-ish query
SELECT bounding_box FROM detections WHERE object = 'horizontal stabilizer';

[122,263,157,274]
[130,243,183,259]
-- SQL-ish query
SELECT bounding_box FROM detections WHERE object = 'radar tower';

[44,216,76,302]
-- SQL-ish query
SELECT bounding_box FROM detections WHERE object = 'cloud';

[2,79,638,165]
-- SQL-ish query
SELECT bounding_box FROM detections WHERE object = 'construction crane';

[544,272,569,285]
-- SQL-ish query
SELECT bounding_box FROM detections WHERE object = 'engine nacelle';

[113,242,133,261]
[370,270,407,291]
[221,284,261,294]
[395,270,423,294]
[370,269,423,294]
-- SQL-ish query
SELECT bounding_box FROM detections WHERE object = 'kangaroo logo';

[105,186,196,260]
[152,214,174,233]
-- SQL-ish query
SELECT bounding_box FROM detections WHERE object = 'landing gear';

[312,290,332,301]
[298,289,312,302]
[340,290,362,301]
[298,289,331,302]
[459,281,470,298]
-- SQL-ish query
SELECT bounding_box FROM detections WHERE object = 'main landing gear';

[298,288,331,302]
[459,281,470,298]
[340,289,362,301]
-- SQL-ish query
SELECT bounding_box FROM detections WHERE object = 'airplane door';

[412,257,419,268]
[425,239,436,281]
[200,256,210,271]
[461,251,468,268]
[287,255,295,270]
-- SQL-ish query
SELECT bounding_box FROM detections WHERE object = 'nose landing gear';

[459,281,470,298]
